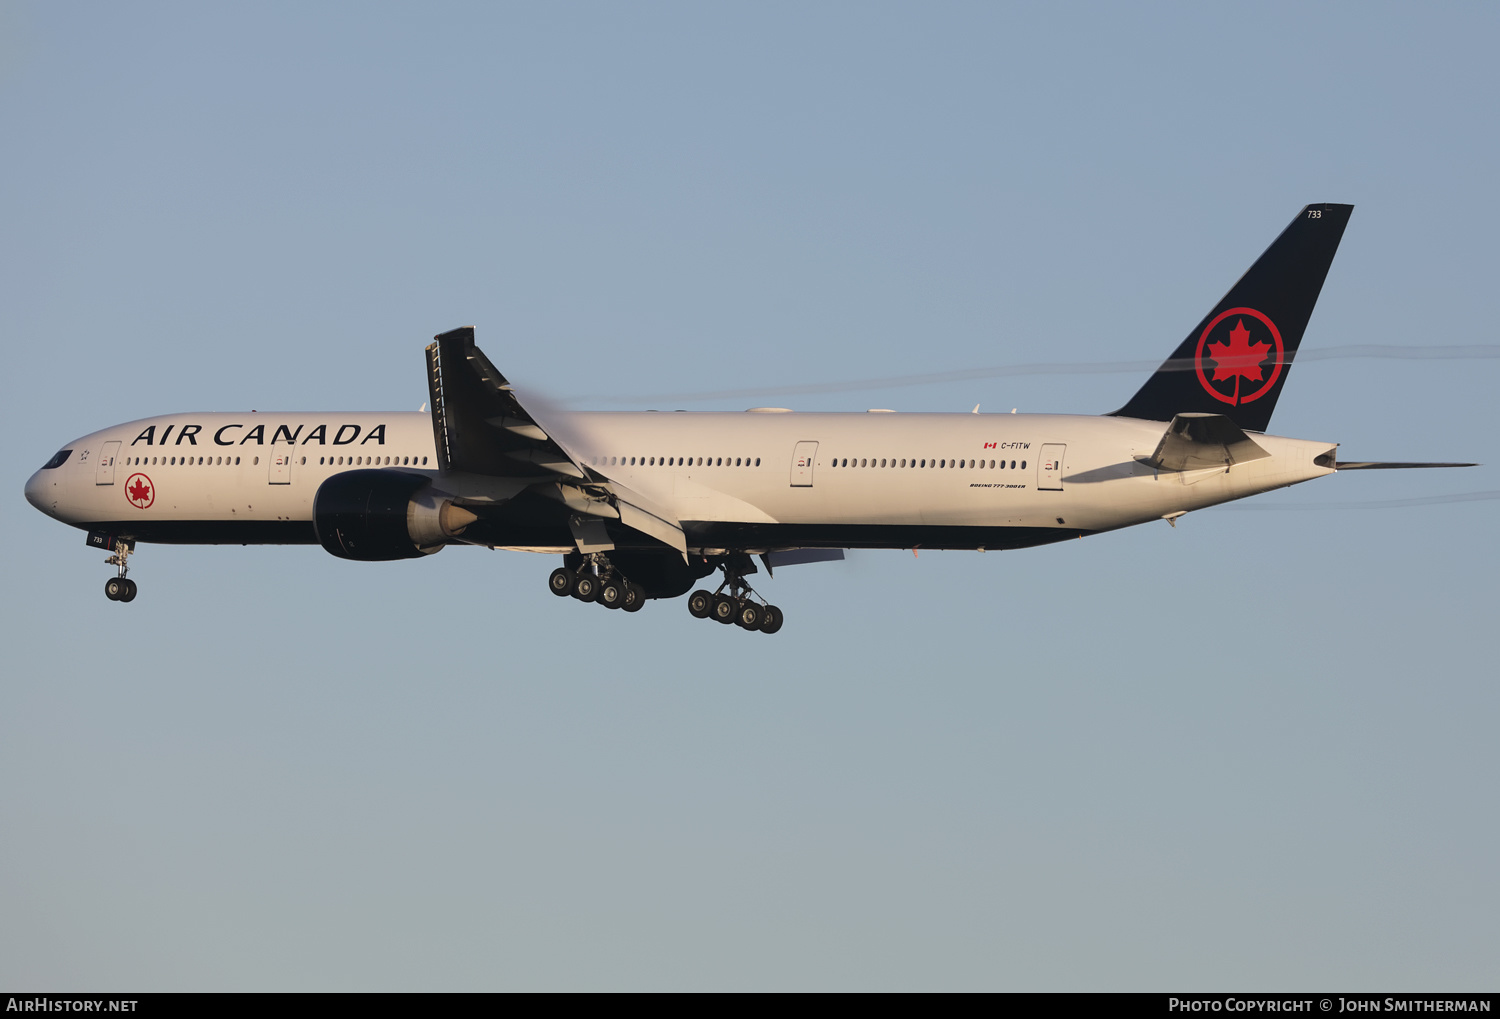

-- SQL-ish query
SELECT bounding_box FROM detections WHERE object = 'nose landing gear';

[687,555,783,635]
[103,540,138,602]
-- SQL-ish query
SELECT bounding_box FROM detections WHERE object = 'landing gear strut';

[547,553,646,613]
[687,554,783,635]
[103,540,138,603]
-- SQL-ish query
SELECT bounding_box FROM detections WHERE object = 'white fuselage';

[25,409,1336,552]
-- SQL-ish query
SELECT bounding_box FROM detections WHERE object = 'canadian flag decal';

[983,442,997,449]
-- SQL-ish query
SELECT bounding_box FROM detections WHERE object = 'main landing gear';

[687,556,783,635]
[548,553,647,613]
[103,540,138,603]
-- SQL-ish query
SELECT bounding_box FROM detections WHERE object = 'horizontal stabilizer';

[1143,413,1271,472]
[1335,461,1479,470]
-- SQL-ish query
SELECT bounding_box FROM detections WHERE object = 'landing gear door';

[95,441,121,485]
[791,441,818,487]
[269,450,293,485]
[1038,443,1066,490]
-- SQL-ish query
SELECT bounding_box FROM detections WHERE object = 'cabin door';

[269,450,293,484]
[1038,444,1066,490]
[95,441,121,485]
[790,441,819,487]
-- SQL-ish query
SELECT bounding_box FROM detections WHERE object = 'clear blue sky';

[2,1,1496,990]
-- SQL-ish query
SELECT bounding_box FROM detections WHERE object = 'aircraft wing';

[425,327,687,555]
[426,326,594,480]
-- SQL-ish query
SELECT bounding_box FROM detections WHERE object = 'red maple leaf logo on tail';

[1206,319,1271,385]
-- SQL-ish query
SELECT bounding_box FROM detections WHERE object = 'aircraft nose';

[25,468,58,517]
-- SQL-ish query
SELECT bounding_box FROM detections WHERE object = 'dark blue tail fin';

[1111,203,1353,433]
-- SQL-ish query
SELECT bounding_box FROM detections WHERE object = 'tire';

[687,589,713,618]
[736,602,762,630]
[623,583,646,613]
[118,579,138,603]
[599,578,625,609]
[712,595,738,625]
[572,573,598,602]
[759,605,784,634]
[104,577,123,601]
[549,567,575,597]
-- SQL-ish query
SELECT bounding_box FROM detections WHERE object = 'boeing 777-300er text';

[25,204,1475,632]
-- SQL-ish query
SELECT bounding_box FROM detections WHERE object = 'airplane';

[24,203,1475,632]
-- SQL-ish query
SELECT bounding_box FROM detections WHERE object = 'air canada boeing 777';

[24,204,1475,632]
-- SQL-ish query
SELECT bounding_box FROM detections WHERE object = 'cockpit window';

[41,449,72,470]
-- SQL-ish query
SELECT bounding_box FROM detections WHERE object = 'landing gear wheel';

[736,602,763,630]
[572,573,599,602]
[598,578,625,609]
[758,605,784,634]
[548,567,576,597]
[118,579,138,603]
[104,577,124,601]
[622,583,646,613]
[712,595,738,625]
[687,589,713,619]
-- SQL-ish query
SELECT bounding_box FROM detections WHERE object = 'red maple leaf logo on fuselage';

[127,476,153,507]
[1206,318,1271,397]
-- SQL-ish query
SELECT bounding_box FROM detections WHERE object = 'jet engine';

[313,469,478,561]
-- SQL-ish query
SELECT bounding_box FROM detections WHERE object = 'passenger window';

[1021,461,1027,470]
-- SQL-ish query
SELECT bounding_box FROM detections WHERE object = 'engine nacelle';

[313,470,477,561]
